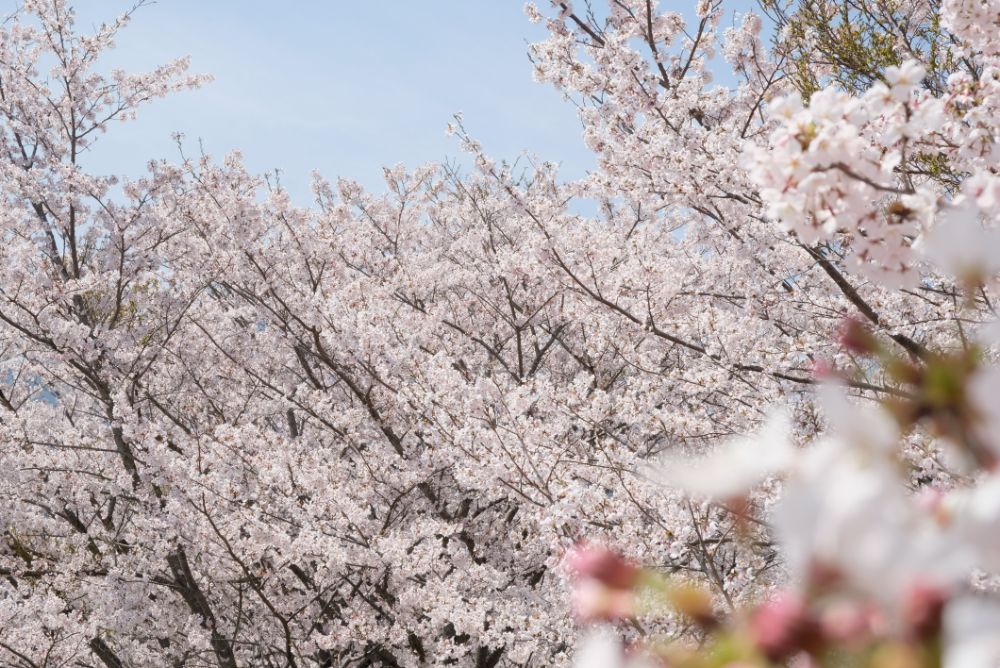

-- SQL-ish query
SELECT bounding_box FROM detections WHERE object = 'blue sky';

[68,1,596,204]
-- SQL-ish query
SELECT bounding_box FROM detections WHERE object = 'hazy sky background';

[67,1,596,204]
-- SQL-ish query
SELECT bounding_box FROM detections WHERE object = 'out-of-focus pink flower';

[566,543,640,590]
[837,317,879,355]
[924,203,1000,283]
[572,579,636,622]
[965,172,1000,210]
[573,631,658,668]
[574,631,624,668]
[916,487,945,513]
[749,591,820,661]
[656,411,793,499]
[916,487,952,526]
[810,358,835,379]
[943,597,1000,668]
[807,561,844,591]
[820,600,874,644]
[902,580,948,639]
[566,543,642,622]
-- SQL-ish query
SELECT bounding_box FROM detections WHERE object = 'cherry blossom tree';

[553,0,1000,666]
[0,0,997,667]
